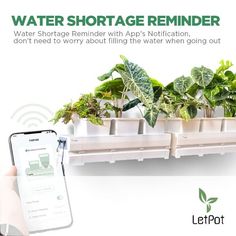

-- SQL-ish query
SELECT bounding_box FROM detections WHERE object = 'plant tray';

[58,132,236,165]
[171,132,236,158]
[58,134,171,165]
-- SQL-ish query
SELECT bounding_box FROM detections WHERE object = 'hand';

[0,166,28,236]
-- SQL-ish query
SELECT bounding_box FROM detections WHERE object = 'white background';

[0,0,236,235]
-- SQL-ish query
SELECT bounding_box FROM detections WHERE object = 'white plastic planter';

[165,118,182,133]
[200,118,223,133]
[182,118,201,133]
[222,118,236,132]
[73,118,111,137]
[142,119,165,134]
[113,118,140,135]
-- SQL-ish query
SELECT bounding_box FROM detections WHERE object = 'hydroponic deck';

[58,132,236,165]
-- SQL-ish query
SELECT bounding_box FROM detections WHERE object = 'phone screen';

[9,130,72,233]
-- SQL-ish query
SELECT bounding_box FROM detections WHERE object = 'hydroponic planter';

[200,118,223,133]
[59,134,171,165]
[171,132,236,158]
[58,130,236,164]
[165,118,182,133]
[142,119,165,134]
[73,118,111,137]
[222,118,236,132]
[182,118,201,133]
[113,118,140,135]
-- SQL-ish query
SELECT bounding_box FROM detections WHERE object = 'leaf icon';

[207,197,218,204]
[199,188,207,203]
[207,204,211,213]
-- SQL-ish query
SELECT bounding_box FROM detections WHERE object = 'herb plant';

[51,93,110,125]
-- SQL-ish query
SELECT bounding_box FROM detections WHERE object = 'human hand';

[0,166,28,236]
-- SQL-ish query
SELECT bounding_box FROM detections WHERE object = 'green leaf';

[207,75,226,89]
[150,78,164,88]
[118,55,154,107]
[94,78,125,99]
[207,204,211,213]
[153,86,162,102]
[88,115,103,125]
[216,60,233,77]
[187,84,199,97]
[98,68,115,81]
[224,103,236,117]
[213,88,230,101]
[50,102,74,124]
[207,197,218,204]
[159,102,175,117]
[98,64,125,81]
[225,70,235,80]
[144,106,159,127]
[173,76,194,95]
[165,82,174,92]
[191,66,214,88]
[123,98,141,111]
[179,106,191,120]
[187,105,198,119]
[199,188,207,203]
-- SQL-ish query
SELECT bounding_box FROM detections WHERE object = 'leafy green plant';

[117,55,163,127]
[191,66,216,117]
[96,56,163,127]
[122,78,163,117]
[214,60,236,117]
[52,58,236,132]
[199,188,218,213]
[51,93,110,126]
[94,78,124,118]
[190,61,236,118]
[158,77,200,120]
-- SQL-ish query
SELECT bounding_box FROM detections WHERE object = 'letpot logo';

[199,188,218,213]
[192,188,224,225]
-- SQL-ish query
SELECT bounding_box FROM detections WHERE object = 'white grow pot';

[142,119,165,134]
[73,118,111,137]
[165,118,182,133]
[113,118,140,135]
[200,118,223,133]
[222,118,236,132]
[182,118,201,133]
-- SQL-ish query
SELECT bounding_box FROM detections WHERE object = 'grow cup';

[112,118,140,135]
[142,119,165,134]
[182,118,201,133]
[200,118,223,133]
[73,118,112,136]
[165,118,182,133]
[222,117,236,132]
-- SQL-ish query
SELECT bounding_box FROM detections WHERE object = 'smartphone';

[9,130,73,233]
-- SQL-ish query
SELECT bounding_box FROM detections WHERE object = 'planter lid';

[113,118,140,121]
[201,117,223,120]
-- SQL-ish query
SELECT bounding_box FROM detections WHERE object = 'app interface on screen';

[11,131,71,231]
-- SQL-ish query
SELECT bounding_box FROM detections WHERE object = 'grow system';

[53,57,236,164]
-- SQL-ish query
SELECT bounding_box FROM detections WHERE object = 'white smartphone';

[9,130,73,233]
